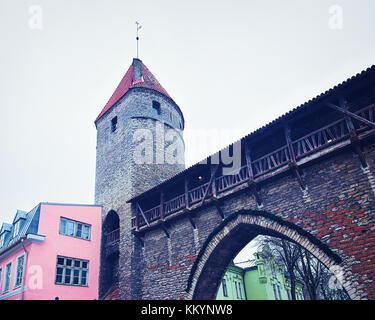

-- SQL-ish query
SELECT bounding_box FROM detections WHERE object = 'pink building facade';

[0,203,102,300]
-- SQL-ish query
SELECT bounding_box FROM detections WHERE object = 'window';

[277,284,282,300]
[222,279,228,297]
[237,282,243,300]
[287,289,291,300]
[3,262,12,293]
[271,263,276,278]
[111,116,118,132]
[83,225,90,240]
[55,256,89,286]
[59,217,91,240]
[13,220,20,237]
[14,255,25,288]
[234,281,239,299]
[272,284,278,300]
[0,232,5,247]
[152,101,161,115]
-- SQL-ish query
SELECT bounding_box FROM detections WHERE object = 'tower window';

[111,116,118,132]
[152,101,161,115]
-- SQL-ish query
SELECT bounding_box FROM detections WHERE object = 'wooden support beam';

[289,162,306,190]
[284,125,297,163]
[200,164,219,205]
[136,234,144,247]
[284,124,306,190]
[353,144,368,168]
[245,143,262,205]
[160,191,165,221]
[325,102,375,129]
[215,203,225,220]
[244,142,254,182]
[211,165,218,198]
[248,181,262,206]
[137,203,150,228]
[184,176,190,210]
[161,222,170,238]
[187,215,196,229]
[135,204,139,232]
[132,230,144,247]
[339,98,368,168]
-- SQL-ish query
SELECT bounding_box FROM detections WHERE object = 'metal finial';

[135,21,142,59]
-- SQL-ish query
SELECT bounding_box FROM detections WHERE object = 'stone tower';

[95,58,185,299]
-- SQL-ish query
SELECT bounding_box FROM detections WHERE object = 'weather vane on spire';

[135,21,142,59]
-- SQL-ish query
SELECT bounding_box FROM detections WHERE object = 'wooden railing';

[164,194,186,216]
[253,145,290,177]
[106,228,120,245]
[188,182,211,204]
[139,206,161,225]
[354,103,375,131]
[216,165,249,192]
[293,118,349,159]
[132,103,375,230]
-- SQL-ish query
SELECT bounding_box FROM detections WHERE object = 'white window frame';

[59,217,91,241]
[2,261,12,293]
[55,256,89,287]
[272,283,278,300]
[13,220,20,237]
[277,284,282,300]
[238,281,243,300]
[235,281,240,299]
[0,232,5,247]
[13,253,26,289]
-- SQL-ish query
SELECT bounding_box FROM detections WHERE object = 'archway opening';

[100,210,120,299]
[217,234,350,300]
[187,210,352,300]
[102,210,120,245]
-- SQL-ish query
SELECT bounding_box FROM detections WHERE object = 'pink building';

[0,202,102,300]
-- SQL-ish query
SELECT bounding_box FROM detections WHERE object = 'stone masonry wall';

[134,141,375,300]
[95,87,185,298]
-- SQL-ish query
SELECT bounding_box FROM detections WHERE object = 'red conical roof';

[95,59,171,123]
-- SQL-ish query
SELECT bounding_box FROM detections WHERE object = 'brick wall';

[133,141,375,300]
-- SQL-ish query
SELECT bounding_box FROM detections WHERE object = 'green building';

[216,250,305,300]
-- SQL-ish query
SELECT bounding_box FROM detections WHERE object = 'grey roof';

[0,223,12,234]
[0,204,41,255]
[13,210,27,223]
[234,259,258,270]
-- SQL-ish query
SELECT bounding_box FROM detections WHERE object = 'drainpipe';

[20,236,28,301]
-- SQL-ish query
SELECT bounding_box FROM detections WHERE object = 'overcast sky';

[0,0,374,227]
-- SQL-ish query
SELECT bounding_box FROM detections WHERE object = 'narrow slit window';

[152,101,161,115]
[111,116,118,132]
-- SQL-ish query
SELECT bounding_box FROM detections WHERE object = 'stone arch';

[103,210,120,235]
[186,209,356,300]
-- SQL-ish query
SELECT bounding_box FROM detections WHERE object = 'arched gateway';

[186,209,345,300]
[95,62,375,300]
